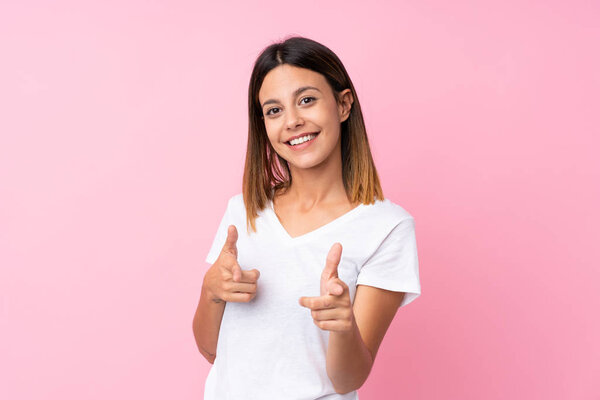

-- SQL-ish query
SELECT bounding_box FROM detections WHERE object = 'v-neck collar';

[267,197,367,243]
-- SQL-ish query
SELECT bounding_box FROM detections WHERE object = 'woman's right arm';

[192,279,225,364]
[192,225,260,364]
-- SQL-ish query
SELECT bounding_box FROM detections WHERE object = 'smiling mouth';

[285,132,320,145]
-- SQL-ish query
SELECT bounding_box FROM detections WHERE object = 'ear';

[338,88,354,123]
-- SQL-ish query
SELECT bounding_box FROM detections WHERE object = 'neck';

[284,138,348,208]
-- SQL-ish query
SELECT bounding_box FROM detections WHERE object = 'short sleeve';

[356,217,421,307]
[204,197,233,265]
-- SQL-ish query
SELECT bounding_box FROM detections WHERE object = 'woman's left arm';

[298,243,406,394]
[326,284,405,394]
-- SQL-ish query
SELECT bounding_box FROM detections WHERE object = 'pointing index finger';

[299,295,338,310]
[236,268,260,283]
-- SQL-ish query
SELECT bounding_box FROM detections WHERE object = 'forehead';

[258,65,327,101]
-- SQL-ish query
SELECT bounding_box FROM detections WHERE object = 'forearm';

[192,284,226,363]
[326,313,374,394]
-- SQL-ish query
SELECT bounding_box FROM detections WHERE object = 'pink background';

[1,1,598,399]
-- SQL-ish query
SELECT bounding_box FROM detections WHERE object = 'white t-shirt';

[203,193,421,400]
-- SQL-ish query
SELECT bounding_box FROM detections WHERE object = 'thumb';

[322,242,341,281]
[221,225,238,258]
[320,242,342,296]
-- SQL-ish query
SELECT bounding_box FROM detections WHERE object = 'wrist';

[202,281,224,304]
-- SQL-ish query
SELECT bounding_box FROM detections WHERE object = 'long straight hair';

[242,35,384,234]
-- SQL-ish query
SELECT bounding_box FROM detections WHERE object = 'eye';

[265,107,280,116]
[264,97,316,117]
[300,96,316,105]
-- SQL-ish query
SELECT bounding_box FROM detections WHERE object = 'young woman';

[193,36,421,399]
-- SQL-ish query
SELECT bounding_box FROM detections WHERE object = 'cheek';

[264,127,278,144]
[312,106,340,132]
[264,123,283,143]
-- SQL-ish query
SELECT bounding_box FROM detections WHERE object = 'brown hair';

[242,35,384,234]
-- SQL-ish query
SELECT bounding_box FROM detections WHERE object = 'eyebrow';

[261,86,321,108]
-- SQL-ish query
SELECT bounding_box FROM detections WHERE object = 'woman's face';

[258,64,352,170]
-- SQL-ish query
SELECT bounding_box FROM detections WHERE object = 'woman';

[193,36,421,399]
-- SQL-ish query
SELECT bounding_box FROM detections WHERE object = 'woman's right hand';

[203,225,260,303]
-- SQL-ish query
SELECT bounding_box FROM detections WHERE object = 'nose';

[285,107,304,130]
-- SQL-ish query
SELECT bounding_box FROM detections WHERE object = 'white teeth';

[289,133,316,146]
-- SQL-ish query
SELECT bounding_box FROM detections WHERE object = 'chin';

[290,155,331,170]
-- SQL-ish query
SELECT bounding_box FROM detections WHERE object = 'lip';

[285,132,319,151]
[285,131,320,143]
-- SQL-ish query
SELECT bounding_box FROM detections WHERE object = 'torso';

[272,189,362,239]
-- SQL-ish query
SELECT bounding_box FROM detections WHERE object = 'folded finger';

[311,308,341,321]
[226,281,257,294]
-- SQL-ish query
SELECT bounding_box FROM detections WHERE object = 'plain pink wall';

[1,1,598,399]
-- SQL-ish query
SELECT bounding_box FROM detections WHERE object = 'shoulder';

[228,192,244,207]
[364,197,415,226]
[224,193,250,221]
[223,192,244,213]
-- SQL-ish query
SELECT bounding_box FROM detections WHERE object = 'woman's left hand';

[299,242,355,333]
